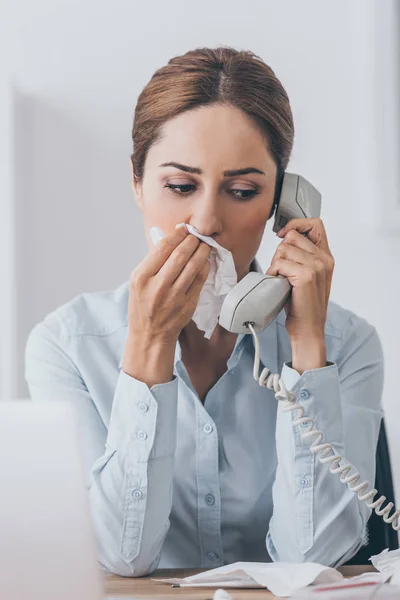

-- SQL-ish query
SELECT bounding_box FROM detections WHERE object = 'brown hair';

[131,46,294,215]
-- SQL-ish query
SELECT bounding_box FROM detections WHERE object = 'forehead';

[145,104,276,174]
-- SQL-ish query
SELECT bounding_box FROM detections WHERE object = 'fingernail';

[149,226,166,245]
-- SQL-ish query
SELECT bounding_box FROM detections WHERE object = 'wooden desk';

[104,566,377,599]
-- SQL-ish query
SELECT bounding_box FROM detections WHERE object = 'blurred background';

[0,0,399,496]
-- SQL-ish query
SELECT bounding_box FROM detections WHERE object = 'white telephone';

[219,172,400,541]
[219,173,321,334]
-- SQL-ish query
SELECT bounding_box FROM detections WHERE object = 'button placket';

[195,404,223,568]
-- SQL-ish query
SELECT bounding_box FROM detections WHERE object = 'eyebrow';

[159,162,266,177]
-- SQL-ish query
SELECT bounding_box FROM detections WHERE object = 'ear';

[130,159,143,209]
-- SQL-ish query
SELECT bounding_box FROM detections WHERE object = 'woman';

[25,46,384,576]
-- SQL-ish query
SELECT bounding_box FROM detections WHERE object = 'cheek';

[141,197,190,251]
[237,206,269,244]
[141,182,181,227]
[143,205,190,235]
[142,178,192,220]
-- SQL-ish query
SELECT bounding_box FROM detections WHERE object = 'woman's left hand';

[266,218,335,372]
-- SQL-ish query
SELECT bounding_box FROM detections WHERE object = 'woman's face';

[132,103,277,281]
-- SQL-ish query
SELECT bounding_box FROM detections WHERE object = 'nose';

[188,195,223,238]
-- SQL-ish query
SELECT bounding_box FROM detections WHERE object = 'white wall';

[2,0,400,499]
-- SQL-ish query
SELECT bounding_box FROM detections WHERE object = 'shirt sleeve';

[24,311,178,577]
[266,313,385,567]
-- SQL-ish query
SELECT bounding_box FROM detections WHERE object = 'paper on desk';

[153,561,343,597]
[370,548,400,584]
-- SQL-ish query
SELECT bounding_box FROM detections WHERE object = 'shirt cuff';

[106,369,178,461]
[279,360,345,445]
[280,360,336,392]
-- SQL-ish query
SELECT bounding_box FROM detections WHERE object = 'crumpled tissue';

[152,561,343,597]
[370,547,400,584]
[149,223,238,339]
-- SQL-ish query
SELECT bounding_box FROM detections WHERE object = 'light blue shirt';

[24,258,384,576]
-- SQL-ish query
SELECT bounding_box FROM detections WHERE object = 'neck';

[179,319,236,354]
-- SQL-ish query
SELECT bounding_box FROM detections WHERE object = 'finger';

[267,257,326,311]
[171,241,211,292]
[271,242,317,268]
[266,257,317,287]
[280,226,335,290]
[279,229,320,255]
[156,234,205,286]
[271,242,330,284]
[186,259,211,299]
[143,225,190,276]
[277,218,331,254]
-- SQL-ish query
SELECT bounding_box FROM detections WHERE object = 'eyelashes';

[164,183,260,201]
[165,183,194,195]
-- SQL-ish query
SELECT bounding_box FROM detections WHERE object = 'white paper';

[153,561,343,597]
[370,547,400,585]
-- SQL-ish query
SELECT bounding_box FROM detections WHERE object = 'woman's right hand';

[121,225,211,386]
[127,225,211,344]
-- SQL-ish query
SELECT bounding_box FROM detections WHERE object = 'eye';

[164,183,195,195]
[230,188,260,200]
[164,183,260,201]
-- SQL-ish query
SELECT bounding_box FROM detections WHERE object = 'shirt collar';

[119,255,283,374]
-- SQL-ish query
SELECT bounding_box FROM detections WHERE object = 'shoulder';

[324,299,376,340]
[324,299,381,351]
[26,280,130,347]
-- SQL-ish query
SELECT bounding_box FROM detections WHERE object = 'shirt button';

[137,430,148,441]
[203,423,213,434]
[299,389,310,400]
[132,489,143,500]
[207,551,219,562]
[299,477,308,487]
[205,493,215,506]
[138,402,149,412]
[301,421,309,428]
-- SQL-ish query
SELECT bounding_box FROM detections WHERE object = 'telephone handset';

[218,172,322,334]
[219,171,400,542]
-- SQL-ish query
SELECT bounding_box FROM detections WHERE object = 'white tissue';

[213,589,233,600]
[149,223,238,339]
[149,226,166,245]
[370,548,400,583]
[153,561,343,597]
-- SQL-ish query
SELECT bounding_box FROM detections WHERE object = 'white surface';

[0,401,103,600]
[1,0,400,530]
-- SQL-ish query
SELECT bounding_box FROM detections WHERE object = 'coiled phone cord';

[246,322,400,532]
